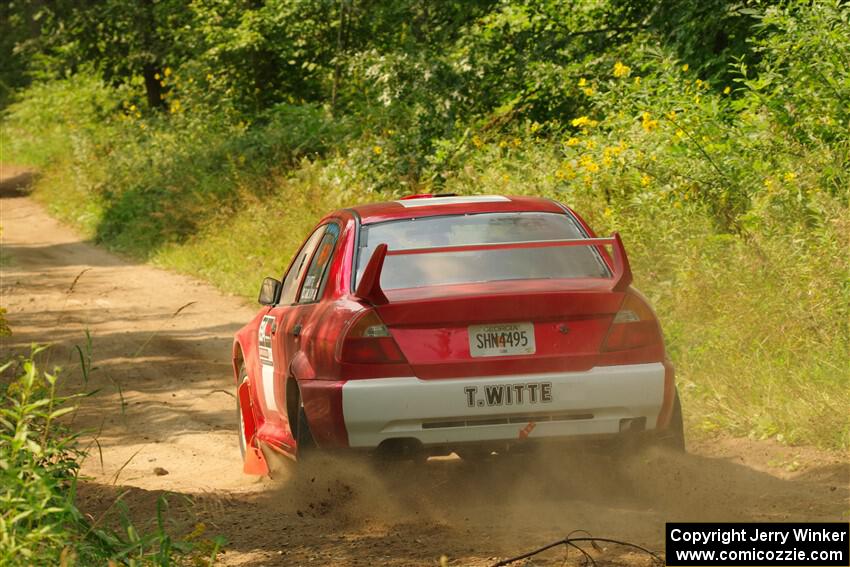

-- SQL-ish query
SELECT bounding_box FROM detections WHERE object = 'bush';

[0,348,225,565]
[1,347,83,564]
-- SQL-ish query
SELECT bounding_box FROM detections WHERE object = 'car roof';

[346,195,566,225]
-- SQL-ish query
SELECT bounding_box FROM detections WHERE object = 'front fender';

[233,320,262,388]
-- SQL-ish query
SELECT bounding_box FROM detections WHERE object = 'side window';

[298,223,340,303]
[279,226,327,305]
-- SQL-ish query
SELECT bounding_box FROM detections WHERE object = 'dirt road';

[1,165,847,566]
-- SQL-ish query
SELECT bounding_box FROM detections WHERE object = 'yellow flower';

[667,110,677,120]
[613,61,631,78]
[499,140,508,148]
[641,174,651,187]
[764,178,774,189]
[723,86,731,95]
[681,63,689,72]
[603,207,613,217]
[571,116,590,128]
[633,76,641,85]
[578,78,587,87]
[675,129,685,139]
[580,155,599,173]
[206,73,214,81]
[512,137,521,148]
[169,99,181,114]
[164,67,172,77]
[783,171,797,182]
[154,73,161,80]
[372,145,382,155]
[502,174,510,182]
[472,135,483,148]
[566,137,580,147]
[555,165,576,180]
[583,86,595,97]
[584,139,596,150]
[129,104,137,112]
[530,121,541,133]
[641,111,658,132]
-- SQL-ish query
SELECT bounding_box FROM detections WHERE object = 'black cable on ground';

[491,534,663,566]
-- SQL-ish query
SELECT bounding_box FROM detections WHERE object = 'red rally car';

[232,194,684,474]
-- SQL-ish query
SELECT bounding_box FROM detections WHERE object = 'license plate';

[468,322,536,357]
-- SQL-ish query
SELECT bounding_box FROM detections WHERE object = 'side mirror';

[258,277,281,306]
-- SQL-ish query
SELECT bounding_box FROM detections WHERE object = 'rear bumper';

[341,362,666,449]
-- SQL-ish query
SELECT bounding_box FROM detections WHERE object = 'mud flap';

[239,381,269,476]
[243,444,269,476]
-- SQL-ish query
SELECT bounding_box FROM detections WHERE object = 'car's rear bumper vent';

[422,412,594,430]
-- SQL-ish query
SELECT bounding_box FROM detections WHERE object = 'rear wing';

[354,232,632,306]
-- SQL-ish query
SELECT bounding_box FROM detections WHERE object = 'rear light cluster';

[602,290,663,351]
[337,310,407,364]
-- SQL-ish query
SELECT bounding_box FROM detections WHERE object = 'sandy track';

[1,165,847,566]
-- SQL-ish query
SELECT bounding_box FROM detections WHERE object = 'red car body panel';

[232,196,677,462]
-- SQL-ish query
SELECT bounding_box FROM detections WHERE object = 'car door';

[256,226,326,441]
[281,222,342,376]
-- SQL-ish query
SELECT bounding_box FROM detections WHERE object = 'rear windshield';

[355,212,610,290]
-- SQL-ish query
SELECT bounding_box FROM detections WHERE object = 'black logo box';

[666,523,849,566]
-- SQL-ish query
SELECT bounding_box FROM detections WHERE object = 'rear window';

[355,212,610,290]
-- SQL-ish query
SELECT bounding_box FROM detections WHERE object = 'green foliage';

[0,347,82,564]
[0,348,225,565]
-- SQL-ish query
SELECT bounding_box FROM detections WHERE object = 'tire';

[655,389,685,452]
[291,386,316,457]
[612,389,685,459]
[236,365,249,460]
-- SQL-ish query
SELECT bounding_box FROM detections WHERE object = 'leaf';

[49,407,77,420]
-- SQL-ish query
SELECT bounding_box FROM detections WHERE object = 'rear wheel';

[289,382,316,458]
[611,389,685,458]
[655,389,685,452]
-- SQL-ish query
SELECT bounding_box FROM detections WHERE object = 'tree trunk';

[143,63,165,109]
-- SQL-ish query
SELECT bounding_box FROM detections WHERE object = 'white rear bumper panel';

[341,363,665,448]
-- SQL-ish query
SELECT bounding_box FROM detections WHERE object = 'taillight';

[602,290,663,351]
[337,310,407,364]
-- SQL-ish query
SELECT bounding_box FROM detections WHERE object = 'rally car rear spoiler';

[354,233,632,306]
